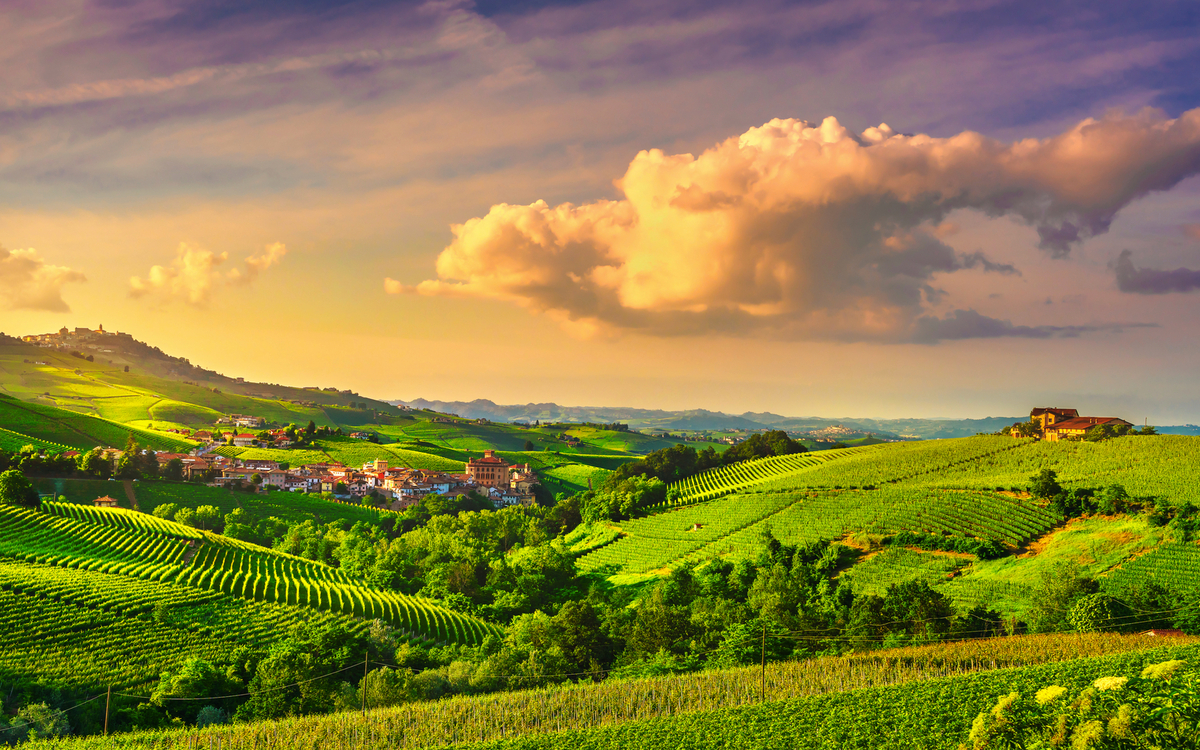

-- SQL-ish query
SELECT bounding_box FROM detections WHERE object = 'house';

[233,434,256,447]
[1030,408,1079,432]
[93,495,120,508]
[349,431,371,440]
[466,450,511,488]
[1044,416,1134,442]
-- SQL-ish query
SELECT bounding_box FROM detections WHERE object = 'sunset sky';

[2,0,1199,421]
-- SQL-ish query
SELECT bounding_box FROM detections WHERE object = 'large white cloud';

[130,241,287,306]
[0,246,85,312]
[399,108,1200,342]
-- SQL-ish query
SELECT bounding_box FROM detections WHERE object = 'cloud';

[1184,224,1200,241]
[130,241,287,305]
[1112,249,1200,294]
[911,309,1153,344]
[405,108,1200,342]
[0,246,85,312]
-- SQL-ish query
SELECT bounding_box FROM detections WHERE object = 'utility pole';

[361,653,369,717]
[104,685,111,735]
[760,622,766,703]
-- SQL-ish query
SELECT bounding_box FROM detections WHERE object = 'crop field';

[577,494,798,574]
[0,503,495,645]
[538,463,611,495]
[664,449,862,505]
[212,441,465,472]
[0,425,71,453]
[28,633,1196,750]
[939,516,1164,615]
[0,395,195,452]
[908,435,1200,507]
[1103,542,1200,596]
[752,436,1022,493]
[587,484,1058,579]
[0,560,365,691]
[841,547,967,596]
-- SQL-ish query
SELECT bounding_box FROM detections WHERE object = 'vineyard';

[664,448,862,505]
[580,486,1055,577]
[24,633,1197,750]
[0,504,498,645]
[1104,542,1200,595]
[842,547,967,596]
[748,436,1024,493]
[0,395,195,453]
[0,560,366,691]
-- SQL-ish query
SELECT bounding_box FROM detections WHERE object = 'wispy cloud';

[1112,249,1200,294]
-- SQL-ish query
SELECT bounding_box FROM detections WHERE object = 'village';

[88,444,541,512]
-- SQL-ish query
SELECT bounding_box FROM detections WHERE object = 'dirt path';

[122,479,139,511]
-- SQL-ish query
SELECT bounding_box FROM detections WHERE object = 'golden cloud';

[0,246,86,312]
[401,108,1200,341]
[130,241,287,306]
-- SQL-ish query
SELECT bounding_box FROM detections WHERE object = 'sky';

[1,0,1199,422]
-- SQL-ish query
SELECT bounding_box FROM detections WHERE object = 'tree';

[163,458,184,481]
[251,473,263,486]
[152,503,181,520]
[192,505,222,531]
[1029,468,1063,500]
[151,658,241,725]
[124,365,130,372]
[8,702,71,741]
[1140,425,1158,435]
[523,440,535,451]
[0,469,38,507]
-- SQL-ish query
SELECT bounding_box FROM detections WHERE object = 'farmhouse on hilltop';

[1017,407,1134,441]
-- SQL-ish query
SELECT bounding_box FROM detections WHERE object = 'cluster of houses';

[1016,408,1134,441]
[144,448,539,511]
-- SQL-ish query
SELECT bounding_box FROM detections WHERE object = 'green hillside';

[578,435,1200,603]
[0,503,496,646]
[0,394,196,452]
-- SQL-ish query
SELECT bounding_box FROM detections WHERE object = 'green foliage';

[0,469,38,507]
[1029,467,1063,500]
[583,476,668,522]
[963,658,1198,750]
[1067,593,1135,633]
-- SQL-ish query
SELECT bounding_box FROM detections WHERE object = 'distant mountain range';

[392,398,1018,439]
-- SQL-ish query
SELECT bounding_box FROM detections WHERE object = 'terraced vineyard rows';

[716,488,1055,558]
[909,435,1200,507]
[577,494,797,574]
[0,504,498,645]
[43,501,206,541]
[1103,542,1200,595]
[751,436,1025,493]
[0,560,367,690]
[664,448,862,505]
[0,394,196,452]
